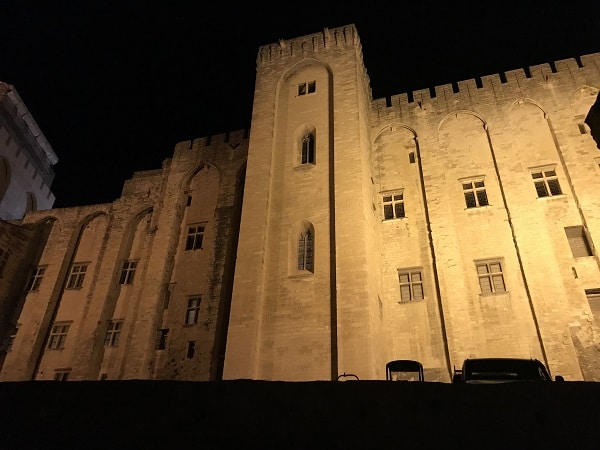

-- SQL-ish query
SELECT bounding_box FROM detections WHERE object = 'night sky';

[2,2,600,208]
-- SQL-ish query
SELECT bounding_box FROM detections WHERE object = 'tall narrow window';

[156,329,169,350]
[476,260,506,294]
[0,248,9,277]
[462,180,489,208]
[185,297,201,325]
[297,229,314,272]
[301,133,315,164]
[26,266,46,292]
[382,191,405,220]
[187,341,196,359]
[185,224,205,250]
[104,320,123,347]
[5,325,18,351]
[119,260,138,285]
[565,226,593,257]
[398,269,424,302]
[66,263,88,289]
[531,169,562,197]
[48,323,70,349]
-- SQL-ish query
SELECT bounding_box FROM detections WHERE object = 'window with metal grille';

[297,229,314,272]
[119,260,138,284]
[476,260,506,294]
[185,297,201,325]
[66,263,87,289]
[531,169,562,197]
[48,323,70,349]
[565,226,593,257]
[398,269,424,302]
[185,225,205,250]
[104,320,123,346]
[383,192,405,220]
[26,266,46,292]
[462,180,489,208]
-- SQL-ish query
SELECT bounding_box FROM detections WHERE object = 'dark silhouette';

[585,94,600,148]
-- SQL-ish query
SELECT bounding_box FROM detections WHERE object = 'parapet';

[257,24,360,65]
[371,52,600,116]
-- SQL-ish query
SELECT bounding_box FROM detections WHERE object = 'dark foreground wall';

[0,380,599,449]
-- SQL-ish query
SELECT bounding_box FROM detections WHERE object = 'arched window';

[0,157,10,202]
[25,192,37,214]
[301,133,315,164]
[297,229,314,272]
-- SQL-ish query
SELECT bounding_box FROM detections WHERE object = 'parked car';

[452,358,564,384]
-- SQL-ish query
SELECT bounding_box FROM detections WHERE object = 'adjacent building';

[1,24,599,382]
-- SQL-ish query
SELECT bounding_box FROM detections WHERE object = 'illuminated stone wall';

[0,132,247,381]
[1,24,599,382]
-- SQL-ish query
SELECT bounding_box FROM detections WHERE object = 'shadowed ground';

[0,380,598,449]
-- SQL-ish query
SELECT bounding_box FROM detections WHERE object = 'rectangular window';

[104,320,123,347]
[185,297,201,325]
[66,263,88,289]
[383,191,405,220]
[531,169,562,197]
[54,370,70,381]
[476,260,506,294]
[156,329,169,350]
[48,323,70,349]
[119,260,138,285]
[26,266,46,292]
[0,248,9,277]
[565,226,593,257]
[298,81,316,96]
[462,180,489,208]
[185,225,205,250]
[398,269,424,302]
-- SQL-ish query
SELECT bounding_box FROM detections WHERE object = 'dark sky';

[2,2,600,208]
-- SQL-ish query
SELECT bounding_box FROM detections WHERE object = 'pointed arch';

[297,221,315,272]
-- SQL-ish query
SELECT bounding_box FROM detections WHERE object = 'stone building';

[0,82,57,220]
[1,24,599,382]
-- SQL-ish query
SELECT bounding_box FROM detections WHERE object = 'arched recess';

[180,162,221,226]
[572,86,600,147]
[0,156,10,203]
[508,99,557,167]
[438,111,490,169]
[276,58,334,168]
[372,124,418,193]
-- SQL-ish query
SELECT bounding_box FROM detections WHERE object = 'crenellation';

[2,24,600,384]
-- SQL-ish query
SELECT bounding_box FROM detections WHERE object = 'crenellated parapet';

[370,52,600,122]
[257,24,360,65]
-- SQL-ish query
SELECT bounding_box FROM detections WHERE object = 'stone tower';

[223,25,422,381]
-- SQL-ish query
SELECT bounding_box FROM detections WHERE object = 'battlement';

[257,24,360,65]
[371,52,600,112]
[173,128,250,152]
